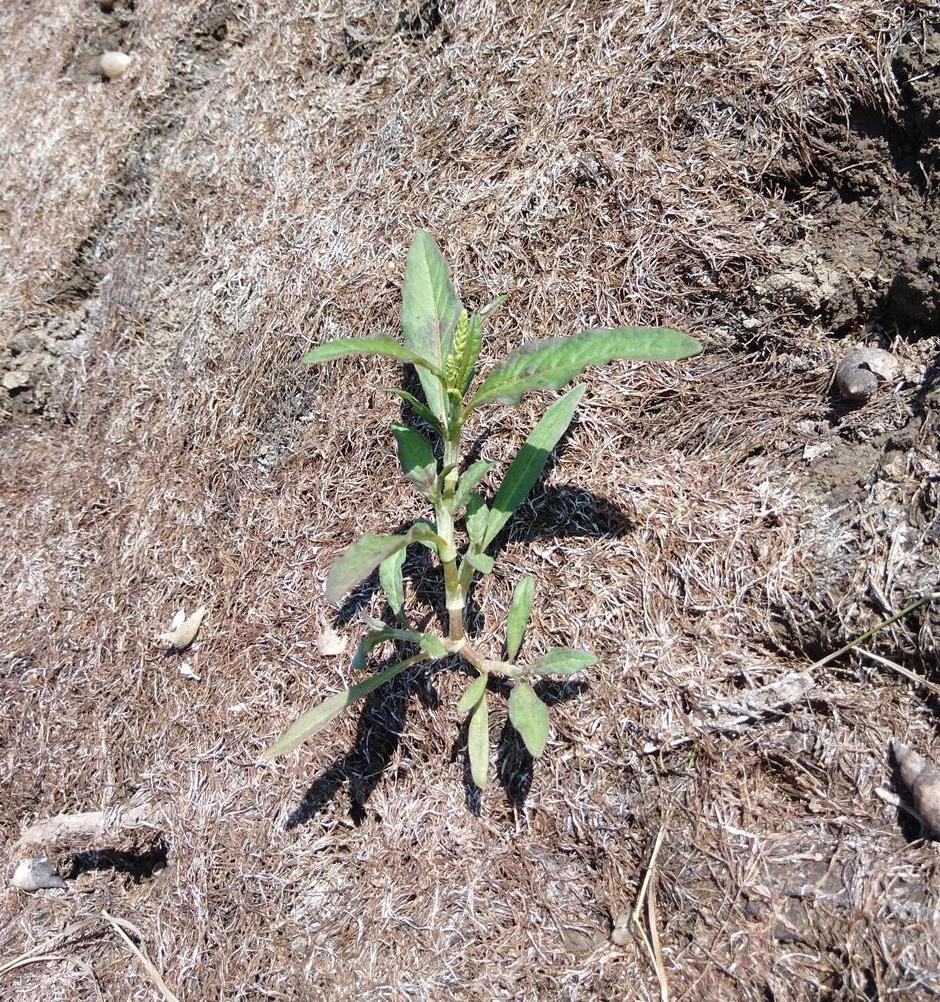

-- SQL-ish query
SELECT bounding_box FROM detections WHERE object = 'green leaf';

[531,648,597,675]
[326,534,410,605]
[302,336,442,373]
[478,293,507,322]
[468,327,701,409]
[263,654,425,759]
[465,493,490,548]
[392,423,438,494]
[457,673,487,712]
[351,630,390,671]
[380,387,444,436]
[326,523,446,605]
[402,231,463,423]
[453,460,495,511]
[468,693,489,788]
[419,634,448,658]
[506,576,535,661]
[379,547,407,623]
[483,386,584,549]
[465,552,495,575]
[508,681,549,758]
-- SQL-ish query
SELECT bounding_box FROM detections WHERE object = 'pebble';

[100,51,131,80]
[12,858,66,892]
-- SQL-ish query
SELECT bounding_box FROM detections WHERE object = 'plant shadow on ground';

[286,394,633,826]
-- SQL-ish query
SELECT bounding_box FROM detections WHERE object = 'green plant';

[264,232,701,784]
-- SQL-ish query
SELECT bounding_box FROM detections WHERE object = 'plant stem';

[437,432,465,641]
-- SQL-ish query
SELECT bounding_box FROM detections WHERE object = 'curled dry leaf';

[158,606,205,651]
[890,739,940,838]
[179,661,201,681]
[316,626,348,657]
[12,858,66,891]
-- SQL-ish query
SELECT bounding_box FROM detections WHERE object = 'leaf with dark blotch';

[379,547,407,623]
[468,327,701,409]
[392,423,438,494]
[263,654,426,759]
[402,231,463,423]
[453,460,495,512]
[506,576,535,662]
[531,648,597,675]
[457,673,487,712]
[302,336,442,373]
[483,386,584,549]
[508,681,549,757]
[468,693,489,788]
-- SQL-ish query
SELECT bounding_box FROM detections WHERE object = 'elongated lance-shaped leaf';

[468,693,489,788]
[508,681,549,757]
[478,293,507,322]
[302,336,443,373]
[263,654,428,759]
[453,460,495,512]
[351,630,391,671]
[468,327,701,410]
[392,423,438,494]
[326,523,446,605]
[483,386,584,549]
[380,387,444,437]
[402,231,463,424]
[419,634,448,657]
[457,673,487,712]
[379,547,406,623]
[531,648,598,675]
[465,493,489,548]
[506,575,535,661]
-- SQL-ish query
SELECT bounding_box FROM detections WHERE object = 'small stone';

[100,51,131,79]
[12,858,66,892]
[834,347,898,404]
[316,626,348,657]
[611,912,632,946]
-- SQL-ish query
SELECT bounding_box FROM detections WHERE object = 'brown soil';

[1,2,938,1000]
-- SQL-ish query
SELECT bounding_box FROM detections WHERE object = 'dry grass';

[1,0,938,999]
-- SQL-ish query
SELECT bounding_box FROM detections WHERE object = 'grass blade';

[508,681,549,757]
[263,654,428,759]
[402,231,463,423]
[302,336,441,373]
[483,386,584,549]
[506,576,535,661]
[468,327,701,409]
[468,692,489,788]
[531,648,597,675]
[378,548,406,623]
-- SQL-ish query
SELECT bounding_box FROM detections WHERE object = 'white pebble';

[100,51,131,80]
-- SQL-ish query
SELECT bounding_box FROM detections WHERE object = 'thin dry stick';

[632,811,672,1002]
[102,911,180,1002]
[856,646,940,698]
[810,592,939,671]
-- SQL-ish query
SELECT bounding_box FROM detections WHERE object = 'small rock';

[611,912,631,946]
[12,858,66,892]
[179,660,201,681]
[833,347,899,404]
[100,51,131,79]
[316,626,348,657]
[890,739,940,838]
[158,606,205,651]
[803,441,833,462]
